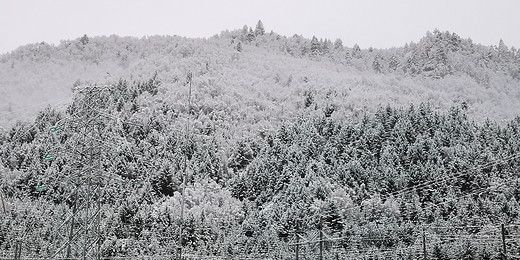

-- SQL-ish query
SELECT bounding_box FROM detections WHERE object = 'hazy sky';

[1,0,519,54]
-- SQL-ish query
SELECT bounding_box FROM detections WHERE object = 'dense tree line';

[1,75,520,258]
[275,29,520,82]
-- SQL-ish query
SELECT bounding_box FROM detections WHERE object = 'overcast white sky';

[1,0,519,54]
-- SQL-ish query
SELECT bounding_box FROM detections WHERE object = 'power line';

[43,85,114,260]
[337,152,520,215]
[383,152,520,200]
[0,97,72,118]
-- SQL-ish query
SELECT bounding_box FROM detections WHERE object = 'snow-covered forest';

[1,22,520,259]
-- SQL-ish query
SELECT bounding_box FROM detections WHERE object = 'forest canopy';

[1,24,520,259]
[1,26,520,127]
[1,76,519,258]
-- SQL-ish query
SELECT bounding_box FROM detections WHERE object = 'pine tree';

[344,50,352,64]
[333,38,343,51]
[80,34,89,45]
[310,36,320,57]
[247,27,255,42]
[389,54,399,71]
[352,44,362,59]
[431,46,451,77]
[300,45,309,57]
[514,48,520,80]
[448,32,462,51]
[322,39,331,56]
[255,20,265,36]
[497,39,512,61]
[319,38,324,54]
[372,55,383,73]
[405,51,420,75]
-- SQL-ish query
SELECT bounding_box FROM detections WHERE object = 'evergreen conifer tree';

[497,39,512,61]
[319,38,325,53]
[344,50,352,64]
[80,34,89,45]
[333,38,343,51]
[322,39,331,56]
[352,44,362,59]
[310,36,320,57]
[255,20,265,36]
[373,55,383,73]
[389,54,399,71]
[247,27,255,42]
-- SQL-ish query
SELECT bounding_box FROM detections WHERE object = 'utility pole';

[96,194,101,260]
[178,71,193,260]
[0,189,5,214]
[295,235,299,260]
[501,224,507,260]
[66,195,77,260]
[319,217,323,260]
[48,86,112,260]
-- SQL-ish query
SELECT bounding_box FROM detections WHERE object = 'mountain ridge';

[1,25,520,258]
[1,26,519,128]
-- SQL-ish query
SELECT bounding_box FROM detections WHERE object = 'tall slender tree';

[334,38,344,51]
[310,36,320,57]
[373,55,383,73]
[352,44,362,59]
[255,20,265,36]
[247,27,255,42]
[389,54,399,71]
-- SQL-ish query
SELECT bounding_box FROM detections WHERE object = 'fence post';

[422,227,427,260]
[67,197,77,260]
[295,235,299,260]
[501,224,507,260]
[319,225,323,260]
[14,238,22,260]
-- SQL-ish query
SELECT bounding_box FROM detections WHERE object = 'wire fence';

[2,223,520,260]
[285,223,520,260]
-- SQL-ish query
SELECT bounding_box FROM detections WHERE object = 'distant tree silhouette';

[80,34,89,45]
[389,54,399,71]
[247,27,255,42]
[322,39,331,56]
[334,38,343,51]
[497,39,511,61]
[352,43,362,59]
[310,36,320,57]
[255,20,265,36]
[373,55,383,73]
